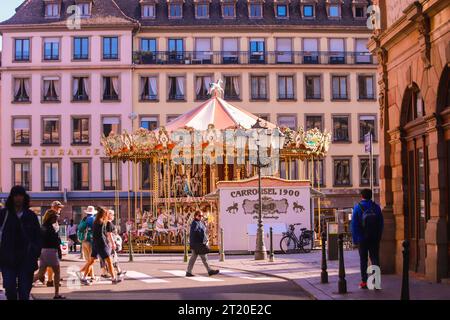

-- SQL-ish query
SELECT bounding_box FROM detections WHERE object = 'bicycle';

[279,223,314,254]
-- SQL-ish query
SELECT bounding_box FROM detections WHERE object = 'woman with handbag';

[186,210,219,277]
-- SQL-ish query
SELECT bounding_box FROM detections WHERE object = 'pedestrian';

[100,210,126,279]
[33,210,66,299]
[0,186,42,300]
[67,219,78,253]
[186,210,219,277]
[78,207,122,285]
[77,206,96,281]
[351,188,384,289]
[44,201,65,287]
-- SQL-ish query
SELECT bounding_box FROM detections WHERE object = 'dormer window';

[326,0,342,19]
[168,0,183,19]
[274,1,289,19]
[142,5,156,18]
[76,2,91,17]
[195,0,210,19]
[221,0,236,19]
[300,0,316,19]
[248,1,263,19]
[45,1,60,18]
[352,0,368,19]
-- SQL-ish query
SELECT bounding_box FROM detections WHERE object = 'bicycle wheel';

[299,236,312,253]
[280,235,297,254]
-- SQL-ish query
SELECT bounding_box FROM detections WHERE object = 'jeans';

[358,241,380,282]
[187,249,212,274]
[1,264,35,300]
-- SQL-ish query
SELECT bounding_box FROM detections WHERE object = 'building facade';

[0,0,378,229]
[369,0,449,281]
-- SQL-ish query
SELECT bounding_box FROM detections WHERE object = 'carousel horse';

[182,175,194,197]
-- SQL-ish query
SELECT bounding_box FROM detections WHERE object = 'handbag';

[194,243,210,255]
[0,210,9,247]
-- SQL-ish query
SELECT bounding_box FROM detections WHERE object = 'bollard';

[183,230,188,263]
[401,240,410,300]
[321,231,328,284]
[269,227,274,262]
[128,230,134,262]
[338,233,347,294]
[219,228,225,262]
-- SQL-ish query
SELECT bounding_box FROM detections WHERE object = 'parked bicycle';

[280,223,314,254]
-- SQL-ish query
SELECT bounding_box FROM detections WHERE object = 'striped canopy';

[164,96,277,131]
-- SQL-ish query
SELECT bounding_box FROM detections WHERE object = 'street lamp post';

[252,118,270,261]
[127,112,138,262]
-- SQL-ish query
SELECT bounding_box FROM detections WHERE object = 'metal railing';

[133,51,375,65]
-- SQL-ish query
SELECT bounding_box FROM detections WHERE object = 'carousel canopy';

[164,96,277,131]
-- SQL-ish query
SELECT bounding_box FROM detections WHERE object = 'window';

[103,160,118,190]
[166,115,180,123]
[195,38,212,63]
[328,4,340,18]
[251,76,267,100]
[360,158,378,186]
[278,76,294,100]
[224,76,240,100]
[168,76,185,100]
[73,37,89,60]
[102,117,120,137]
[102,76,120,101]
[329,38,345,64]
[354,6,367,18]
[13,78,30,102]
[303,38,319,64]
[196,3,209,18]
[306,115,323,131]
[77,3,91,17]
[169,3,183,18]
[276,5,288,18]
[302,4,314,18]
[72,117,90,144]
[42,77,60,102]
[43,38,60,61]
[140,116,159,130]
[222,38,239,64]
[280,159,299,180]
[406,87,425,122]
[277,115,297,130]
[13,161,31,190]
[355,39,371,64]
[249,39,265,64]
[359,115,376,142]
[249,3,262,18]
[276,38,293,63]
[139,38,157,63]
[12,118,31,145]
[195,75,213,100]
[72,206,87,224]
[358,75,375,99]
[331,75,348,100]
[45,3,60,17]
[305,75,321,99]
[72,76,90,101]
[168,39,184,63]
[42,117,60,145]
[222,3,235,18]
[15,39,30,61]
[140,76,158,101]
[332,116,350,142]
[333,158,351,186]
[142,4,156,18]
[103,37,119,60]
[306,159,325,187]
[43,160,60,191]
[73,161,90,190]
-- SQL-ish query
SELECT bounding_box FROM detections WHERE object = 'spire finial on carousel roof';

[208,79,224,98]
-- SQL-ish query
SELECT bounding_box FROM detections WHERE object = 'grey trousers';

[187,249,212,274]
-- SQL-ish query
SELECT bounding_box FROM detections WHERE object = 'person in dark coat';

[186,210,219,277]
[0,186,42,300]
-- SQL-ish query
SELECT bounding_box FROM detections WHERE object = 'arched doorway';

[437,65,450,277]
[401,83,429,274]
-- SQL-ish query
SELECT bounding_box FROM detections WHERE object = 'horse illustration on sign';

[293,202,305,213]
[242,197,289,219]
[226,202,239,214]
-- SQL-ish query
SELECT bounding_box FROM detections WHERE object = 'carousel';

[101,80,331,252]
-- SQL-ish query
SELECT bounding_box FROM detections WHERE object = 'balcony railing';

[133,51,375,65]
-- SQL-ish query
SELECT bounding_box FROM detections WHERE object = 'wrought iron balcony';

[133,51,375,65]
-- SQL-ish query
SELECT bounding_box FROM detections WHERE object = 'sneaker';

[208,270,220,276]
[75,271,83,281]
[53,295,67,300]
[80,278,91,286]
[185,272,194,277]
[111,278,122,284]
[359,282,368,289]
[101,274,111,279]
[46,281,54,287]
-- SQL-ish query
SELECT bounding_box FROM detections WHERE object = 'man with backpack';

[77,206,96,281]
[351,189,384,289]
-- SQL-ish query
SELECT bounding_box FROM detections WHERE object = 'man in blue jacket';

[351,189,383,289]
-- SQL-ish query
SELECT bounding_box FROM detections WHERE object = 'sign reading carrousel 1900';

[218,177,311,253]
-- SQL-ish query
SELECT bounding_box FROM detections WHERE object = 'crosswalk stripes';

[125,270,168,283]
[220,269,274,281]
[162,270,224,282]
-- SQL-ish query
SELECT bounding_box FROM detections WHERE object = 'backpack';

[77,216,93,242]
[358,202,380,241]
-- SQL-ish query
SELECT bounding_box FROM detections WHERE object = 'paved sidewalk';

[209,250,450,300]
